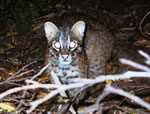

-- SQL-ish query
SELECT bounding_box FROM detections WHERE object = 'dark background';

[0,0,150,35]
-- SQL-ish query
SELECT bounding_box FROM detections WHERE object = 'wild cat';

[44,20,113,82]
[43,20,113,109]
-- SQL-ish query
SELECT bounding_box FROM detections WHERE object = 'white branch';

[31,63,51,80]
[138,50,150,65]
[105,85,150,110]
[81,84,150,113]
[73,71,150,83]
[120,59,150,72]
[0,81,59,99]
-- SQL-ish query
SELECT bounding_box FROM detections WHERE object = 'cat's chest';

[50,65,81,83]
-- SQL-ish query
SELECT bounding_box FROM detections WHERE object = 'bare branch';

[120,58,150,71]
[0,80,59,99]
[31,63,50,80]
[0,61,36,85]
[138,50,150,65]
[105,85,150,110]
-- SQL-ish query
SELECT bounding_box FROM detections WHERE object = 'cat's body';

[44,14,114,101]
[44,13,113,81]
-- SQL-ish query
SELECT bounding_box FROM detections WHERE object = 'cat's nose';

[62,55,69,59]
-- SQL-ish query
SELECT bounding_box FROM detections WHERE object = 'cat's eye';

[54,42,61,49]
[69,41,76,48]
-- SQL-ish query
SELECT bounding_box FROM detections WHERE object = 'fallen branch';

[105,85,150,110]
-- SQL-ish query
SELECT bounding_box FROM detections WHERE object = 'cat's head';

[44,21,86,66]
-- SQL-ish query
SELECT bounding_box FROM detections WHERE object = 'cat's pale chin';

[61,61,71,65]
[59,61,72,66]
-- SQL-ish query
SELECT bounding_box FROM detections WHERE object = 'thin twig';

[0,61,36,85]
[138,50,150,65]
[17,63,50,110]
[139,11,150,37]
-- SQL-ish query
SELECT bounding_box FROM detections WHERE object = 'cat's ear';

[71,21,86,41]
[44,22,59,42]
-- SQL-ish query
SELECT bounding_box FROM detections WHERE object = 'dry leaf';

[6,32,17,37]
[37,92,48,99]
[38,76,50,82]
[0,102,16,112]
[145,96,150,103]
[106,80,112,84]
